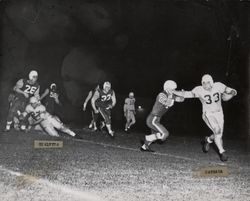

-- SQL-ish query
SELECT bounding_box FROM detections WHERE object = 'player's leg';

[50,116,83,139]
[40,120,60,137]
[44,126,60,137]
[202,113,215,143]
[5,99,20,131]
[203,112,227,160]
[128,111,136,129]
[141,115,169,151]
[215,112,227,161]
[99,107,114,137]
[125,112,130,131]
[18,100,29,131]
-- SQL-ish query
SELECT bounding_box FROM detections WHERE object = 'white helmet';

[163,80,177,91]
[201,74,213,85]
[129,92,134,98]
[103,81,111,90]
[29,70,38,80]
[30,96,38,104]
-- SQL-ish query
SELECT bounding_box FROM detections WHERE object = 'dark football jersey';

[17,79,39,99]
[96,88,113,108]
[150,91,175,117]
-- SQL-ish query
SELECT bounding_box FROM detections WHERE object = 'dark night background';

[0,0,249,139]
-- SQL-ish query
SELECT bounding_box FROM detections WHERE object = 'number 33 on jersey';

[192,82,226,113]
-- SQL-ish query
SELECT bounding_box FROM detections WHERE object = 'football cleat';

[220,152,228,162]
[202,136,210,153]
[108,130,115,137]
[140,143,155,152]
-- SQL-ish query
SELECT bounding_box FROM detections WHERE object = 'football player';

[20,96,83,139]
[174,74,237,161]
[5,70,40,131]
[83,85,100,131]
[124,92,136,132]
[141,80,184,152]
[91,81,116,137]
[40,83,61,115]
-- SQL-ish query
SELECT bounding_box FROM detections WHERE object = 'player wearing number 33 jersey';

[175,74,237,162]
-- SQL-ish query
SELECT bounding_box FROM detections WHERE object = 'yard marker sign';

[193,166,229,177]
[34,140,63,148]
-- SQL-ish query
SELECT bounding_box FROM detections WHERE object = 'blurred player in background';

[83,85,100,131]
[174,74,237,162]
[40,83,61,115]
[141,80,184,152]
[124,92,136,132]
[5,70,40,131]
[91,81,116,137]
[20,96,82,139]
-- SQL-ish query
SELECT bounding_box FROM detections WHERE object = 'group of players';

[4,70,237,162]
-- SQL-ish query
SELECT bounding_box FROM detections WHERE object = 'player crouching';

[20,96,83,139]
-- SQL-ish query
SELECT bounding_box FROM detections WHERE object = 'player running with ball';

[174,74,237,162]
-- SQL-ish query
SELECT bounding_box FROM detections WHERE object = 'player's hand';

[94,109,99,114]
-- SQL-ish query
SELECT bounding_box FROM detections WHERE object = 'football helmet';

[30,96,38,104]
[29,70,38,81]
[163,80,177,91]
[129,92,134,98]
[50,83,57,92]
[201,74,213,90]
[103,81,111,92]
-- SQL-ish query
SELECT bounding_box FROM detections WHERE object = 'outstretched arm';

[173,90,196,99]
[83,91,93,111]
[40,88,49,101]
[91,90,99,113]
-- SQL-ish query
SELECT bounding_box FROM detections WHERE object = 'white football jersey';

[192,82,226,113]
[25,104,49,120]
[124,97,136,111]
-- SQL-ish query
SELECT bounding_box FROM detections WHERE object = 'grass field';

[0,129,249,201]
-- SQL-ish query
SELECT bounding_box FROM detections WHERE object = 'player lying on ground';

[141,80,184,152]
[174,74,237,162]
[20,96,83,139]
